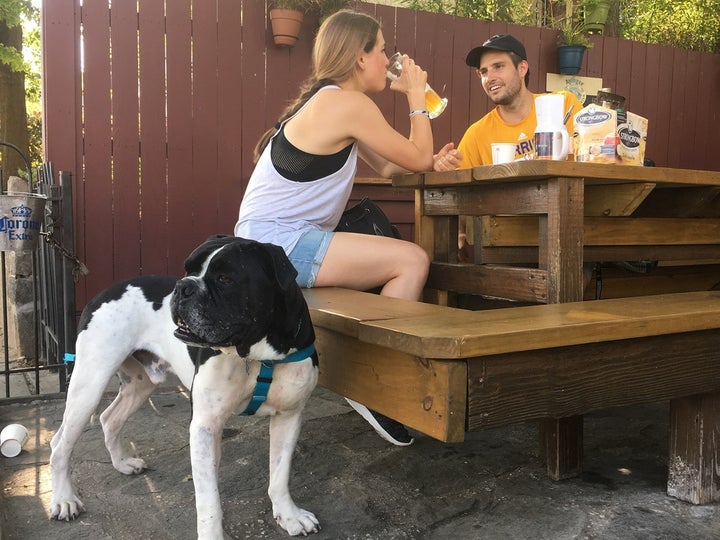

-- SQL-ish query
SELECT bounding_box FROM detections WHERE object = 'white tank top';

[234,86,358,253]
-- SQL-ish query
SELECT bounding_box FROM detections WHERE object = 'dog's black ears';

[258,241,298,292]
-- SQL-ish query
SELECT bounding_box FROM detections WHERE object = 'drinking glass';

[387,52,448,119]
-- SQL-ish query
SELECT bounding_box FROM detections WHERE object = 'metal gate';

[0,153,79,399]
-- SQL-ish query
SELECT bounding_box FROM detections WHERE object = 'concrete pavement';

[1,381,718,539]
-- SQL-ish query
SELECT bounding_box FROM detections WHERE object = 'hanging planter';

[557,45,587,75]
[584,0,613,34]
[269,8,304,47]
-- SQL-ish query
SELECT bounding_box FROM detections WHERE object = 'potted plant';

[551,1,594,75]
[307,0,352,23]
[269,1,309,47]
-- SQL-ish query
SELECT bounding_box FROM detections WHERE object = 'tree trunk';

[0,20,30,189]
[603,0,622,38]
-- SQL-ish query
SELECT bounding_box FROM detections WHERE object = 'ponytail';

[253,10,380,162]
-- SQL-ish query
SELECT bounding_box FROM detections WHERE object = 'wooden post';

[667,391,720,504]
[539,177,585,479]
[540,416,584,480]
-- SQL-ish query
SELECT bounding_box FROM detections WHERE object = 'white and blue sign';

[0,194,46,251]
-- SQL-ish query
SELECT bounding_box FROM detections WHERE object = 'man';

[434,34,583,257]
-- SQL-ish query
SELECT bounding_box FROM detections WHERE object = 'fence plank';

[110,0,142,281]
[448,15,473,142]
[40,0,78,176]
[138,0,170,275]
[165,0,194,275]
[667,47,688,168]
[41,0,84,307]
[81,0,114,302]
[599,37,619,95]
[191,3,221,246]
[239,0,267,199]
[641,44,661,161]
[654,45,675,164]
[217,0,246,234]
[698,53,720,169]
[681,51,702,169]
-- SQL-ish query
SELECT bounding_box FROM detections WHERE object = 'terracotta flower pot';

[269,8,304,47]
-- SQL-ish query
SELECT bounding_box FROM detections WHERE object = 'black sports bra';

[271,124,353,182]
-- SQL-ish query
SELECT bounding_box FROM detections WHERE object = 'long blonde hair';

[253,10,380,162]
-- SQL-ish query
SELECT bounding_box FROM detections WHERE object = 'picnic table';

[336,160,720,500]
[392,160,720,305]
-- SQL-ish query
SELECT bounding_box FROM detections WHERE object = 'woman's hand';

[389,54,427,100]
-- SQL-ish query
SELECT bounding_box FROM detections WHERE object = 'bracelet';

[409,109,430,119]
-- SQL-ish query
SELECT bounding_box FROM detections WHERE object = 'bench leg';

[539,416,583,480]
[668,391,720,504]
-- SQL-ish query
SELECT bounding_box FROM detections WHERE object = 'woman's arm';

[281,57,434,176]
[347,91,434,174]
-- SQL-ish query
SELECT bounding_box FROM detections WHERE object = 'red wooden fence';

[41,0,720,308]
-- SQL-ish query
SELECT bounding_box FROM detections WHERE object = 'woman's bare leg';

[313,231,429,445]
[313,232,429,300]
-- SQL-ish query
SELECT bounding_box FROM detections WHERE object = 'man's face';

[477,50,525,106]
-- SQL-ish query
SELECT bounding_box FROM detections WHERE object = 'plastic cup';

[387,52,448,119]
[491,143,517,164]
[1,423,29,457]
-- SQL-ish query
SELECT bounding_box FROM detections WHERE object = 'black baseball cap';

[465,34,528,68]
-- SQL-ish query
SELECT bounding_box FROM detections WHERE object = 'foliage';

[1,0,41,172]
[0,0,33,27]
[620,0,720,54]
[270,1,353,22]
[306,0,353,19]
[269,0,302,9]
[0,43,24,71]
[397,0,718,53]
[0,0,34,73]
[549,0,595,48]
[27,110,42,171]
[23,23,40,115]
[23,21,41,169]
[399,0,541,26]
[269,0,315,10]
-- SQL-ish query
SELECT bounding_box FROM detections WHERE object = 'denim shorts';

[287,229,334,288]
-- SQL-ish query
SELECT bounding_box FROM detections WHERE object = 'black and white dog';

[49,235,320,537]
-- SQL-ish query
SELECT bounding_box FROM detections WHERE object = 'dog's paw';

[49,495,86,521]
[275,508,320,537]
[113,456,147,475]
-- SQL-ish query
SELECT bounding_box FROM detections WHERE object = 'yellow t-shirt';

[458,91,583,167]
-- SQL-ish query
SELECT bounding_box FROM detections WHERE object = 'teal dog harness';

[240,344,316,416]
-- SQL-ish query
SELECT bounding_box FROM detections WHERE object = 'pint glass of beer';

[387,52,448,119]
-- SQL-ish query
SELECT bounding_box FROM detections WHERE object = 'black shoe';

[345,398,414,446]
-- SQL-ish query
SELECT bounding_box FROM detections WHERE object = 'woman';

[235,10,434,446]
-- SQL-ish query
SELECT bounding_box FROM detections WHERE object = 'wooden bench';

[303,287,720,505]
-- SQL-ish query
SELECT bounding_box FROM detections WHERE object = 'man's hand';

[433,142,463,171]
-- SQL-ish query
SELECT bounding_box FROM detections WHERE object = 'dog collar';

[240,344,315,416]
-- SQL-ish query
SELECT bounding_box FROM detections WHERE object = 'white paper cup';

[1,423,29,457]
[491,143,517,164]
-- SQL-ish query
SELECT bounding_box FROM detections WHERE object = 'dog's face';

[170,235,311,357]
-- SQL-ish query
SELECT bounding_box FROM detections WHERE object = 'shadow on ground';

[1,386,718,540]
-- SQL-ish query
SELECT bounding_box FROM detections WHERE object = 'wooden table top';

[393,161,720,188]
